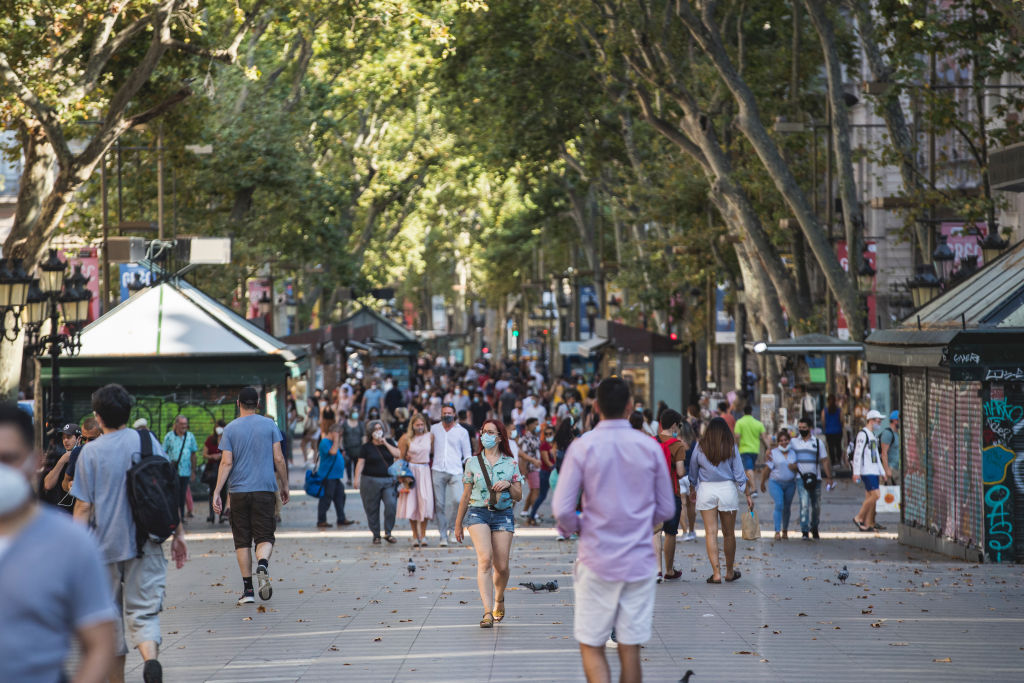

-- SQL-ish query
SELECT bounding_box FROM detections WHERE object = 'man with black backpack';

[72,384,188,683]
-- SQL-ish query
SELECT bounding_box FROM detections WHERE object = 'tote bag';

[741,507,761,540]
[876,485,901,513]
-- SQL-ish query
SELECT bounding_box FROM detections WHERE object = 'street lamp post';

[0,258,32,341]
[20,250,91,446]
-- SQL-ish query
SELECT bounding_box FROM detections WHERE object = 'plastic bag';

[741,507,761,540]
[876,485,901,513]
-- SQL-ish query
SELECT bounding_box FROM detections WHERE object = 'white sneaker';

[439,536,449,548]
[519,511,529,519]
[751,491,759,498]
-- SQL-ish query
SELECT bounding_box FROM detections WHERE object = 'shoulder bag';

[476,453,500,511]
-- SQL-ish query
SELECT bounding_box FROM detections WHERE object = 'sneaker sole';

[237,595,255,605]
[256,567,273,600]
[143,659,163,683]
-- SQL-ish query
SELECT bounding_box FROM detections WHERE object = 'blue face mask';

[535,425,541,434]
[481,433,499,450]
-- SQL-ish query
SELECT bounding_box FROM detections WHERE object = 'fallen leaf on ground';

[242,617,252,621]
[257,605,266,613]
[933,657,951,663]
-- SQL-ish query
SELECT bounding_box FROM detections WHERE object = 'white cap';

[132,417,148,429]
[865,410,885,421]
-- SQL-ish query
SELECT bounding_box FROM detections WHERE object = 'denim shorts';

[740,452,758,471]
[464,506,515,533]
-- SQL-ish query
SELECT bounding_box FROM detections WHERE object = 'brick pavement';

[115,468,1024,682]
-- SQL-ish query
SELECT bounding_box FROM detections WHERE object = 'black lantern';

[932,235,955,283]
[856,254,876,292]
[38,249,67,295]
[23,278,46,327]
[127,271,147,293]
[285,296,298,318]
[907,264,941,308]
[978,230,1009,264]
[584,297,598,319]
[257,290,272,316]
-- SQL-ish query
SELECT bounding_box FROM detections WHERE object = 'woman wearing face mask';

[454,419,522,628]
[354,420,402,544]
[760,429,798,540]
[203,420,228,523]
[397,413,435,547]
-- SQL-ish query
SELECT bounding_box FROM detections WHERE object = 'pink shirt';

[552,419,676,582]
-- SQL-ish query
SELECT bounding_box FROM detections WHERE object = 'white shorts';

[572,560,657,647]
[695,480,740,512]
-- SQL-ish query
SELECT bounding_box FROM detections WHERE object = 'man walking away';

[554,378,675,683]
[72,384,189,683]
[213,388,290,605]
[0,402,117,683]
[734,404,769,498]
[430,403,472,546]
[879,411,900,484]
[162,415,198,524]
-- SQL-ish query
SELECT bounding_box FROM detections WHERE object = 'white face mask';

[215,426,224,435]
[373,430,384,440]
[0,462,33,517]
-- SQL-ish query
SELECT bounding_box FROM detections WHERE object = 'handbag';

[304,456,339,498]
[387,459,416,488]
[876,485,901,513]
[741,507,761,540]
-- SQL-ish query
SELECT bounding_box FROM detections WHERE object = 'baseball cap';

[238,387,261,406]
[132,417,148,429]
[58,423,80,435]
[889,410,899,421]
[866,409,885,421]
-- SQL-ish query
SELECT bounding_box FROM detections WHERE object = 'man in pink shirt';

[553,377,676,683]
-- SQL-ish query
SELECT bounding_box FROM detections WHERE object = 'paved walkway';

[118,467,1024,682]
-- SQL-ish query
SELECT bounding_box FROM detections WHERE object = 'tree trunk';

[805,0,865,278]
[674,2,863,340]
[843,0,930,261]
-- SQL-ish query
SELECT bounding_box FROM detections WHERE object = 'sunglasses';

[80,436,94,443]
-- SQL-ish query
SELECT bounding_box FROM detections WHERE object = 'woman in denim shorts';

[455,419,522,628]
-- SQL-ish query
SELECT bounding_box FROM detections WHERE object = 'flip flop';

[853,518,870,532]
[725,569,742,582]
[706,576,721,584]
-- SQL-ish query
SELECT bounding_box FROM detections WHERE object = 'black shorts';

[228,491,277,549]
[662,495,683,536]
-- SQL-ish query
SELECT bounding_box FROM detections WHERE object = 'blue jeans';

[317,478,347,524]
[530,470,551,519]
[796,479,821,533]
[767,479,796,532]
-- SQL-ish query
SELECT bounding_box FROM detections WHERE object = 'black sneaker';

[237,590,255,605]
[256,564,273,600]
[143,659,163,683]
[811,529,820,540]
[801,531,810,540]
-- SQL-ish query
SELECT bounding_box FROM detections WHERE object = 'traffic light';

[542,328,548,336]
[482,346,490,354]
[669,332,678,341]
[512,329,519,337]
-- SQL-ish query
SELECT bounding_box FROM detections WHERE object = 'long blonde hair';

[409,413,429,434]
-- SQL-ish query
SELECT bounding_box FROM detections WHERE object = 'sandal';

[706,576,722,584]
[372,537,382,545]
[480,612,494,628]
[725,569,742,582]
[853,519,871,532]
[873,523,887,530]
[385,536,397,544]
[493,599,505,622]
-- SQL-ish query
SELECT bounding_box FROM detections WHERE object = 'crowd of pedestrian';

[4,349,906,683]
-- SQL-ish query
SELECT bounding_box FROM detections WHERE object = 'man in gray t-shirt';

[213,387,289,605]
[71,383,189,683]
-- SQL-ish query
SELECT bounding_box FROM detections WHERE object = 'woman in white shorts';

[690,417,752,583]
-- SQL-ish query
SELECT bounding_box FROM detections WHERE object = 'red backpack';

[657,436,680,496]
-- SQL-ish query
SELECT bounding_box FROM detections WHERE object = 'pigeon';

[838,565,849,584]
[680,671,695,683]
[518,580,559,592]
[407,559,416,576]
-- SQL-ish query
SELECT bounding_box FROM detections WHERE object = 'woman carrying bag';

[690,417,752,583]
[396,413,434,547]
[354,420,401,544]
[455,419,522,628]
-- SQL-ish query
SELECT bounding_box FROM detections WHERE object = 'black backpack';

[125,428,180,557]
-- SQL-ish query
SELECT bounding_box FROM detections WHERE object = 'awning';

[578,336,611,357]
[750,333,864,355]
[346,340,373,352]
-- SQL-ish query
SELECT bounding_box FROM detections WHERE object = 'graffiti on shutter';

[902,369,927,528]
